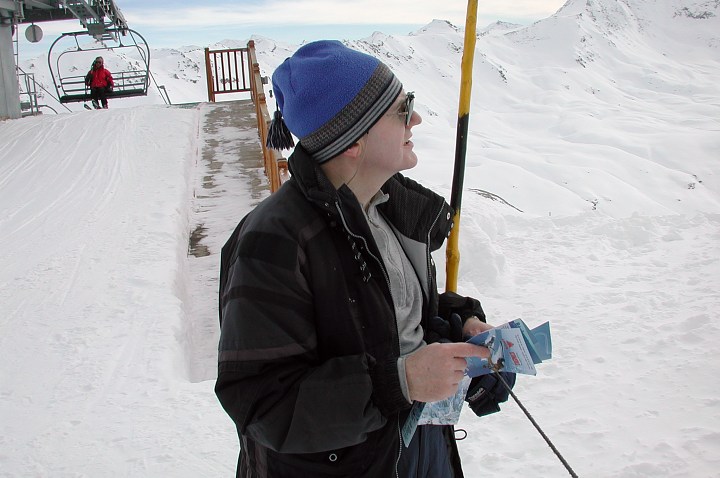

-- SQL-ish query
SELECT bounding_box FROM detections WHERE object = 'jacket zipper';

[425,205,445,295]
[334,201,393,295]
[335,200,446,476]
[335,201,405,475]
[395,416,402,478]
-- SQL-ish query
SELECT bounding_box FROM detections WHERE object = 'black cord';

[494,371,579,478]
[454,428,468,441]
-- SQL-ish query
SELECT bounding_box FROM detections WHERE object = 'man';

[216,40,512,477]
[85,56,114,109]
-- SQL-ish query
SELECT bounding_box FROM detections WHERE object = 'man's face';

[363,91,422,176]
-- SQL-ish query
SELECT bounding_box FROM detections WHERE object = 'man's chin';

[402,154,418,171]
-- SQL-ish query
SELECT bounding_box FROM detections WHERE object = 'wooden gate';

[204,46,253,101]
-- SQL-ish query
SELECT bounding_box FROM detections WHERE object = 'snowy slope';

[0,106,238,475]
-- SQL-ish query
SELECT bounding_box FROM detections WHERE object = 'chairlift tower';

[0,0,129,119]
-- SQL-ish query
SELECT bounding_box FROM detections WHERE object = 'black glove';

[438,291,486,324]
[425,312,463,343]
[465,371,516,417]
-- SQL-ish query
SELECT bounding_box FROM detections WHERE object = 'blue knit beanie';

[268,40,403,163]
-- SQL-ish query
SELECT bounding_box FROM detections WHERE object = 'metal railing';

[59,69,149,101]
[16,65,70,116]
[18,70,39,116]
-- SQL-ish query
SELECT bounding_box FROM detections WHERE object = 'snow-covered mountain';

[20,0,719,219]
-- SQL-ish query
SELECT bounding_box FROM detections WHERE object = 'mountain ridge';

[17,0,720,218]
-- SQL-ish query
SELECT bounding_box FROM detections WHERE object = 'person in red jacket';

[85,56,114,109]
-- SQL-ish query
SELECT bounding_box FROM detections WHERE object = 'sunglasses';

[398,91,415,126]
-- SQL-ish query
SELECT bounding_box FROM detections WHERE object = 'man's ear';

[343,137,365,160]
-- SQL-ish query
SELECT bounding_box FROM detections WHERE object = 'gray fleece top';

[364,191,425,402]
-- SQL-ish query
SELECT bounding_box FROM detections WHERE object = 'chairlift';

[48,28,151,104]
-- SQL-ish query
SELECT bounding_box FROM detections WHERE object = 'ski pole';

[83,81,91,110]
[494,371,580,477]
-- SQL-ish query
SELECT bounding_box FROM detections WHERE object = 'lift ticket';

[402,319,552,444]
[465,319,552,377]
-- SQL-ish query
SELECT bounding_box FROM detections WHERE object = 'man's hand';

[463,316,495,338]
[405,343,489,402]
[466,372,516,417]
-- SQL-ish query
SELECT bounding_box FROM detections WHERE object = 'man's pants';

[396,425,454,478]
[90,87,109,108]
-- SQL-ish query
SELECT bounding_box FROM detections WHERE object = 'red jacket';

[86,67,114,88]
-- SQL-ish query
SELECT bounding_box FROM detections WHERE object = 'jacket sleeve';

[106,70,114,86]
[215,226,387,454]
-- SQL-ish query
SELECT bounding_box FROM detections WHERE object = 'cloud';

[125,0,564,29]
[16,0,563,58]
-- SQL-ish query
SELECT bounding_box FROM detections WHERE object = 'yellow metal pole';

[446,0,478,293]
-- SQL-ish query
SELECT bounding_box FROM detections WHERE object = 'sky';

[3,0,720,476]
[14,0,567,60]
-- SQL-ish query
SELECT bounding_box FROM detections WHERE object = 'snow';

[0,105,235,476]
[2,0,720,476]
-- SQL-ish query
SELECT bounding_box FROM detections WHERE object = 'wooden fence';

[205,42,287,192]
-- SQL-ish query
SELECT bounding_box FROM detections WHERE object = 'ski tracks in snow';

[0,106,236,476]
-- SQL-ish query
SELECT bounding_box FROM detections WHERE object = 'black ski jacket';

[216,144,457,477]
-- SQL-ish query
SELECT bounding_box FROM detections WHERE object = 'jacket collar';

[287,143,340,213]
[287,142,453,250]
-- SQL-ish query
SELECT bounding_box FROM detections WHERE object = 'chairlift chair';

[48,28,151,104]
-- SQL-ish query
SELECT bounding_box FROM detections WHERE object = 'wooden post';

[204,48,215,102]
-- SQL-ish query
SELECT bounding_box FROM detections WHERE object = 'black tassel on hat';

[266,108,295,150]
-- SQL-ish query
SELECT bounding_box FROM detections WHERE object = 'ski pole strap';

[494,371,579,478]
